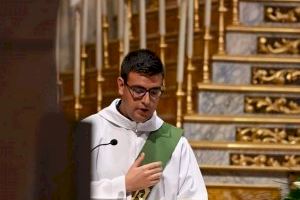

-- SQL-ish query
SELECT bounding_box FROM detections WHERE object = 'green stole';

[131,122,183,200]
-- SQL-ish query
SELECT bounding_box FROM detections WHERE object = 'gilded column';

[203,27,212,83]
[218,0,227,54]
[103,16,110,69]
[194,0,200,31]
[80,45,87,97]
[232,0,240,25]
[176,82,185,128]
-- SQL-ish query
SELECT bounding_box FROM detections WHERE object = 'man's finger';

[147,167,162,175]
[149,172,162,181]
[143,161,162,170]
[133,152,145,167]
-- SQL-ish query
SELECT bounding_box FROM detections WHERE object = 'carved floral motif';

[258,37,300,55]
[231,154,300,167]
[245,96,300,114]
[252,68,300,85]
[265,6,300,23]
[236,127,300,144]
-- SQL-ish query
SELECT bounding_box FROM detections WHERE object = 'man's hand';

[125,153,162,192]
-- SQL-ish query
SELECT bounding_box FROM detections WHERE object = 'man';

[83,49,207,200]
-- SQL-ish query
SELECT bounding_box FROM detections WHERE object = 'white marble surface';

[184,123,236,141]
[240,2,300,27]
[226,33,257,55]
[198,92,244,114]
[213,62,251,84]
[194,148,300,165]
[184,123,300,141]
[213,62,300,85]
[226,32,300,55]
[197,92,300,115]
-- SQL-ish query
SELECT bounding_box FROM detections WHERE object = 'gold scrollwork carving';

[236,127,300,144]
[245,96,300,114]
[265,6,300,23]
[252,68,300,85]
[132,188,150,200]
[258,37,300,55]
[283,155,300,167]
[231,154,300,167]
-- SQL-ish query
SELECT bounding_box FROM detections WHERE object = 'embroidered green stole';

[131,122,183,200]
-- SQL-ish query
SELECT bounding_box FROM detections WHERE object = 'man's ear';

[117,77,124,95]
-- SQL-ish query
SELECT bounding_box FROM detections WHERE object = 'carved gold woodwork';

[207,185,281,200]
[258,37,300,55]
[245,96,300,114]
[265,6,300,23]
[252,68,300,85]
[236,127,300,144]
[149,0,158,9]
[213,54,300,64]
[283,155,300,167]
[231,154,300,167]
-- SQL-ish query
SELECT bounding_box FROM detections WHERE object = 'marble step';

[191,142,300,198]
[184,118,300,142]
[196,86,300,115]
[205,182,282,200]
[211,61,300,85]
[199,164,298,199]
[195,153,300,199]
[240,1,300,27]
[190,141,300,151]
[225,32,300,56]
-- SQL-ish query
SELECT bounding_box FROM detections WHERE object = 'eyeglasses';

[125,82,163,100]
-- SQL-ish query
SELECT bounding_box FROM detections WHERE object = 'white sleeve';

[177,137,208,200]
[91,176,127,200]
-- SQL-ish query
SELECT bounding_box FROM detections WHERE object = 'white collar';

[99,99,163,133]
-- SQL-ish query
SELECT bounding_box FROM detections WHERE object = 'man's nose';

[141,91,151,105]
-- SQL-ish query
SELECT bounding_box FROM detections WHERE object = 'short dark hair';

[120,49,164,83]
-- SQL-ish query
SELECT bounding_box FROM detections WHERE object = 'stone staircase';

[183,0,300,199]
[59,0,300,199]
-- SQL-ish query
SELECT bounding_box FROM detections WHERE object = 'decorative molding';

[197,83,300,94]
[184,114,300,124]
[200,164,300,172]
[245,96,300,114]
[212,54,300,64]
[258,37,300,55]
[265,6,300,23]
[252,67,300,85]
[241,0,300,2]
[230,153,300,167]
[236,127,300,144]
[189,140,300,151]
[227,25,300,34]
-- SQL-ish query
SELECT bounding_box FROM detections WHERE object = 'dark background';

[0,1,87,199]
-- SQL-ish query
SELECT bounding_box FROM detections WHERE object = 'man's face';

[117,72,163,123]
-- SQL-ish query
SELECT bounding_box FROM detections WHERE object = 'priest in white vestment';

[83,49,208,200]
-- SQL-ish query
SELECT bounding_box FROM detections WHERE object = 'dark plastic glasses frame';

[125,82,164,100]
